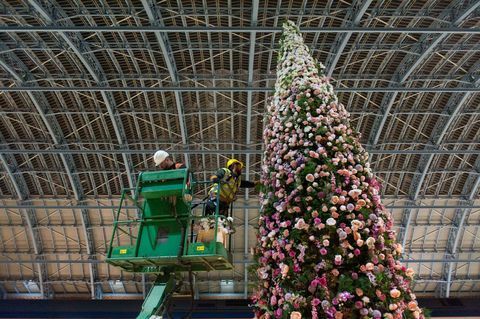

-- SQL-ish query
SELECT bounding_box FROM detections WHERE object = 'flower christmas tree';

[251,21,425,319]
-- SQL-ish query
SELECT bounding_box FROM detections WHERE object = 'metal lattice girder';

[1,26,479,34]
[1,145,480,155]
[324,0,373,76]
[3,202,480,210]
[2,40,479,54]
[1,86,479,93]
[0,51,82,200]
[2,5,476,15]
[2,5,478,17]
[396,63,480,283]
[409,64,480,200]
[27,0,135,190]
[0,256,479,265]
[141,0,190,167]
[441,156,480,297]
[0,147,47,298]
[368,0,480,146]
[1,72,480,83]
[0,28,100,300]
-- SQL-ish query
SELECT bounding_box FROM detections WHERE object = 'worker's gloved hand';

[210,175,219,183]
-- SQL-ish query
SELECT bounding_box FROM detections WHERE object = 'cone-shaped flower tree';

[251,21,425,319]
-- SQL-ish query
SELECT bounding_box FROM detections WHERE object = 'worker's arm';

[240,180,256,188]
[210,168,226,182]
[175,163,187,169]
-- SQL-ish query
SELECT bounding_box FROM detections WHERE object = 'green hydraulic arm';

[137,271,176,319]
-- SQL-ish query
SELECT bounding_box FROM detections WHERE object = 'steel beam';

[243,0,259,299]
[1,146,480,155]
[0,86,479,93]
[141,0,190,167]
[325,0,372,76]
[368,0,480,147]
[0,26,479,33]
[3,202,480,210]
[0,257,478,265]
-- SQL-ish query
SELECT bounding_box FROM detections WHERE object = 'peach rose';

[408,301,418,311]
[406,268,415,278]
[390,288,401,298]
[290,311,302,319]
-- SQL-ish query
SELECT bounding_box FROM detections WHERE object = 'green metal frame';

[106,169,233,273]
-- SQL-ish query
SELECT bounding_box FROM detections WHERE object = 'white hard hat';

[153,150,169,166]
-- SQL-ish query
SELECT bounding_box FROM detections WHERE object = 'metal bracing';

[141,0,190,167]
[1,86,479,93]
[367,0,480,147]
[0,147,46,298]
[1,26,479,34]
[324,0,372,76]
[27,0,135,190]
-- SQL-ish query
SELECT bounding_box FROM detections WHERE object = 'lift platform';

[106,168,234,318]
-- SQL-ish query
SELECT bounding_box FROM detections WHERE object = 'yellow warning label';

[196,245,205,251]
[119,249,127,254]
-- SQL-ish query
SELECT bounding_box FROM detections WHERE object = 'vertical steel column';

[243,0,259,298]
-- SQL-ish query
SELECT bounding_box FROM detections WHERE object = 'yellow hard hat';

[226,158,243,169]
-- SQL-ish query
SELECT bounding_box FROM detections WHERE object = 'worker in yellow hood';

[206,158,256,216]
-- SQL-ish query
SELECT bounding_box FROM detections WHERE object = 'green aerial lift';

[106,169,233,318]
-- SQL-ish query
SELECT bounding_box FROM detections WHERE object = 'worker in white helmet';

[153,150,185,170]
